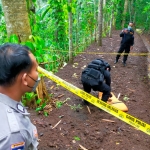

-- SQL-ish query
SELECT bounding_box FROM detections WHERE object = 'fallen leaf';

[50,85,54,89]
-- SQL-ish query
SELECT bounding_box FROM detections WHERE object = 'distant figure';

[128,22,134,34]
[0,43,39,149]
[81,59,111,105]
[114,28,134,66]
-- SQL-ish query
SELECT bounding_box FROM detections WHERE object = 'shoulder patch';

[11,142,25,150]
[33,129,38,138]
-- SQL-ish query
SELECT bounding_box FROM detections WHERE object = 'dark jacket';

[120,31,134,46]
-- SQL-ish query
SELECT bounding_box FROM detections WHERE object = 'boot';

[114,59,118,64]
[122,61,126,67]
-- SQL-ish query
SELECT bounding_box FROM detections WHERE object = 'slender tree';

[68,0,73,63]
[109,7,113,38]
[98,0,103,46]
[94,0,98,41]
[102,0,106,35]
[121,0,128,28]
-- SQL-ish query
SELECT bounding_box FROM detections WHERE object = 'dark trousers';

[116,44,130,62]
[82,82,111,102]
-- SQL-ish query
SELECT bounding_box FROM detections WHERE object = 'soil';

[30,30,150,150]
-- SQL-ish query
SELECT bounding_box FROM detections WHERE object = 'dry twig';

[117,93,121,99]
[79,144,88,150]
[52,120,62,129]
[101,119,115,123]
[57,94,64,98]
[87,106,91,114]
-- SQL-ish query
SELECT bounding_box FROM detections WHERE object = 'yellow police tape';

[42,49,150,56]
[38,66,150,135]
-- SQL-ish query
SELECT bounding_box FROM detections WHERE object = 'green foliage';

[22,92,37,106]
[56,101,63,108]
[36,102,46,111]
[56,98,70,108]
[123,95,129,101]
[24,35,62,72]
[0,9,7,44]
[115,0,124,29]
[73,136,80,141]
[9,34,19,43]
[70,104,82,111]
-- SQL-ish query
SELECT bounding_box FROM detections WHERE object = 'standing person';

[81,59,111,105]
[0,43,39,149]
[114,28,134,66]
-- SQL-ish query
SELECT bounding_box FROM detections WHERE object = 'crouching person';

[81,59,111,105]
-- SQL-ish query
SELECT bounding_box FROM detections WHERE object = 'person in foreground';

[0,43,39,150]
[81,59,111,105]
[114,28,134,66]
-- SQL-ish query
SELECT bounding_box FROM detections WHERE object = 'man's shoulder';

[0,102,12,140]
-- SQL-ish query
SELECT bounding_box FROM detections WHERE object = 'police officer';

[81,59,111,105]
[0,43,39,149]
[114,28,134,66]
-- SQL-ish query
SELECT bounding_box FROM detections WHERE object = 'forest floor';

[30,30,150,150]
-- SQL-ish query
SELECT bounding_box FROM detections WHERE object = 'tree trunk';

[1,0,49,108]
[121,0,128,28]
[68,0,73,63]
[129,0,131,21]
[133,11,136,28]
[98,0,103,46]
[102,0,106,35]
[109,9,113,38]
[75,2,80,52]
[94,0,97,42]
[109,1,114,38]
[131,0,134,22]
[1,0,32,42]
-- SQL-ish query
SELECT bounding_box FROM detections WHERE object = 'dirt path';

[31,30,150,150]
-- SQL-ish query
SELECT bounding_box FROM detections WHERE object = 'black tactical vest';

[81,59,110,86]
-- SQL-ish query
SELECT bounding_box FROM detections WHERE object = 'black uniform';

[115,29,134,64]
[81,59,111,103]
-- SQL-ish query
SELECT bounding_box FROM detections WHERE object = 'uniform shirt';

[0,93,38,150]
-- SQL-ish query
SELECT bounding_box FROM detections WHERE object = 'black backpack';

[81,59,110,86]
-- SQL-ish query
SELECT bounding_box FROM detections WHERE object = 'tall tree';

[1,0,49,107]
[1,0,31,42]
[68,0,73,63]
[121,0,128,28]
[102,0,106,35]
[94,0,98,41]
[98,0,103,46]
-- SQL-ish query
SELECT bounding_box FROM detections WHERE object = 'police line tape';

[38,66,150,135]
[42,49,150,56]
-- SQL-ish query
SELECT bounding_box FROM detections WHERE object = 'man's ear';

[22,73,28,85]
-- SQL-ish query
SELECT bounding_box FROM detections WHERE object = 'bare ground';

[30,30,150,150]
